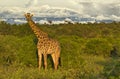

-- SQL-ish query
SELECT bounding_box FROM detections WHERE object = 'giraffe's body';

[24,13,60,70]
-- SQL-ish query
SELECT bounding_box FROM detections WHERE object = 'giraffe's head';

[24,13,33,21]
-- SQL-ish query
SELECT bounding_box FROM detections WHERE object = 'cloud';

[26,0,38,7]
[75,1,120,17]
[98,3,120,16]
[68,0,120,21]
[96,15,110,20]
[69,0,80,5]
[110,15,120,21]
[0,0,120,21]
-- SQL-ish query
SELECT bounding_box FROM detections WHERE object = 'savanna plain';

[0,21,120,79]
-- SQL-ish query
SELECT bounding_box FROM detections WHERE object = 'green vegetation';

[0,21,120,79]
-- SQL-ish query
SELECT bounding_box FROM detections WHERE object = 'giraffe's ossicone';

[24,13,61,70]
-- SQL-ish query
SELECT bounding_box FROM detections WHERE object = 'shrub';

[83,38,112,56]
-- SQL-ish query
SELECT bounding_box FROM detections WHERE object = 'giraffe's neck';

[27,19,48,40]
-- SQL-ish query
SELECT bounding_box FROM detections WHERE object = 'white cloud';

[111,15,120,21]
[96,15,110,20]
[0,0,120,21]
[26,0,38,7]
[76,2,120,17]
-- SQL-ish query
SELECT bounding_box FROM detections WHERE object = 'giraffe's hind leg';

[51,53,57,69]
[51,52,60,70]
[43,54,47,70]
[38,49,42,70]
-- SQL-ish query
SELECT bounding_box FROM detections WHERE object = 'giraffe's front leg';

[43,54,47,70]
[38,50,42,70]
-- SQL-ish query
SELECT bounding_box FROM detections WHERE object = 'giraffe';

[24,13,61,70]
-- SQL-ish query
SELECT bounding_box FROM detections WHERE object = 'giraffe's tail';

[59,57,61,67]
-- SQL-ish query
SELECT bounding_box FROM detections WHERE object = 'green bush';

[0,35,37,67]
[83,38,112,56]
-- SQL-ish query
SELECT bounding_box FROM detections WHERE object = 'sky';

[0,0,120,19]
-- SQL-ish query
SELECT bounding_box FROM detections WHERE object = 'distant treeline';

[0,21,120,38]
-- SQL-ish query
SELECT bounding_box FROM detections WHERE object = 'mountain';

[0,6,118,24]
